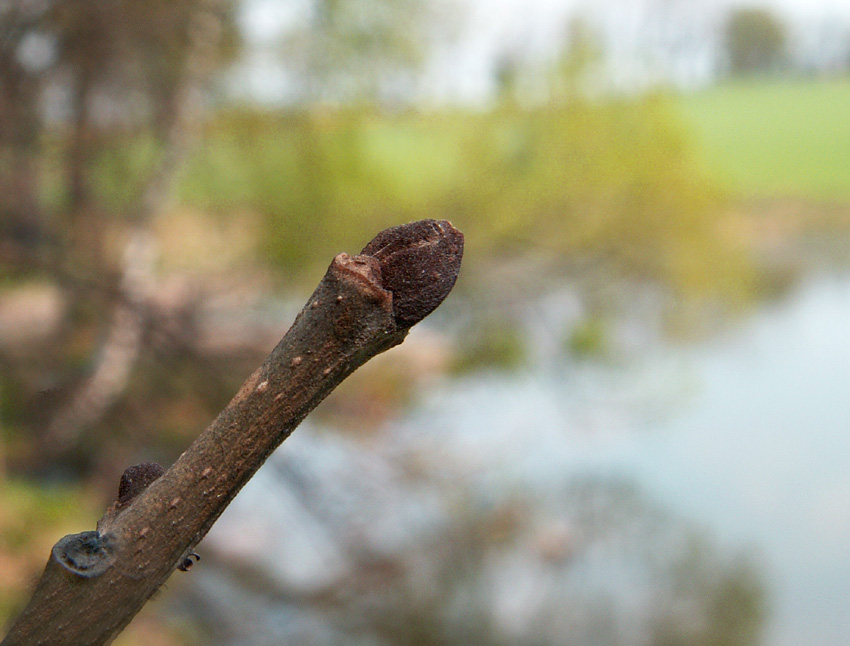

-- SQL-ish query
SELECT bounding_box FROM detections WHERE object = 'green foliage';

[0,480,98,626]
[650,537,766,646]
[566,316,608,358]
[181,96,753,302]
[281,0,431,103]
[447,97,752,301]
[451,322,527,373]
[0,481,90,549]
[88,134,162,212]
[180,109,419,278]
[676,78,850,200]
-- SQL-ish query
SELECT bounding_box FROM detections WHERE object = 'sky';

[235,0,850,104]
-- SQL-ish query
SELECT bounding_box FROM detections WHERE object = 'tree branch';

[1,219,463,646]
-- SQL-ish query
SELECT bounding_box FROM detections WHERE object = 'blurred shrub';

[179,96,754,301]
[450,96,753,303]
[566,316,609,359]
[723,8,788,76]
[451,322,527,374]
[179,109,414,279]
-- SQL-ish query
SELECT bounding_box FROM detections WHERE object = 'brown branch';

[1,219,463,646]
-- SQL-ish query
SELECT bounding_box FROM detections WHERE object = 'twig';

[1,219,463,646]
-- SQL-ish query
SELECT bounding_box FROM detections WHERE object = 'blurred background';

[1,0,849,644]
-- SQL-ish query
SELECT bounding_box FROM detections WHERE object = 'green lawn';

[676,77,850,200]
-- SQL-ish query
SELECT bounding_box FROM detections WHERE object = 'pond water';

[201,271,849,645]
[631,273,850,646]
[410,272,850,645]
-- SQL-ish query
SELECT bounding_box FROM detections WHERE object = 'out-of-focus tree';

[551,16,604,101]
[0,0,50,263]
[230,0,449,277]
[723,8,788,76]
[175,459,766,646]
[281,0,437,105]
[0,0,240,475]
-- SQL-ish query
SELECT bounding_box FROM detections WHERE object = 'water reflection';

[623,273,850,646]
[410,272,850,646]
[194,272,849,645]
[195,434,764,645]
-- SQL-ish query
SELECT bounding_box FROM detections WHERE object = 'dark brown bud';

[360,219,464,327]
[117,462,165,505]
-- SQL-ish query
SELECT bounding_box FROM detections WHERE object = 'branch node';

[53,531,118,578]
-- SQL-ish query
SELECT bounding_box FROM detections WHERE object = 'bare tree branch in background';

[282,0,437,104]
[0,1,48,265]
[44,0,227,451]
[0,1,241,471]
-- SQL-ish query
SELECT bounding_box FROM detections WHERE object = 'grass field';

[675,77,850,201]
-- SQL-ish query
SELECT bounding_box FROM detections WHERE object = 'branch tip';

[360,219,464,327]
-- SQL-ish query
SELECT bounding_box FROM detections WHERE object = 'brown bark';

[1,219,463,646]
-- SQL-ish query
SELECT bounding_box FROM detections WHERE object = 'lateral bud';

[117,462,165,506]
